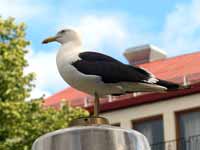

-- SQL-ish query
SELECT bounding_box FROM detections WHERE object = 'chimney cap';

[124,44,167,55]
[123,44,167,65]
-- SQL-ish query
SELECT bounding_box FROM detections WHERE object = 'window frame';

[175,107,200,140]
[132,115,163,128]
[132,114,165,147]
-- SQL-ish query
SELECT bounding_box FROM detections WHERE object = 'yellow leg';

[93,92,100,117]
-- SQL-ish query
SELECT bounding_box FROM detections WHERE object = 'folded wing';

[72,51,155,84]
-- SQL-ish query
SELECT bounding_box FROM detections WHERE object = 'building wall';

[101,93,200,142]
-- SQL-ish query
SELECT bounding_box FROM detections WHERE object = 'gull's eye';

[60,30,66,34]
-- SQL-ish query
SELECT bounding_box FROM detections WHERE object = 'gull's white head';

[42,29,81,45]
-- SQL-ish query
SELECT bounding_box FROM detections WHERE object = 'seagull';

[42,29,187,116]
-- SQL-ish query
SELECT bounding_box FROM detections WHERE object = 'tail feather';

[156,79,190,91]
[111,79,191,96]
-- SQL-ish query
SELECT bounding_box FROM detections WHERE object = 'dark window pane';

[134,117,164,150]
[111,123,120,127]
[178,110,200,150]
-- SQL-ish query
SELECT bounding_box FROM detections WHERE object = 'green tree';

[0,17,90,150]
[0,101,89,150]
[0,17,35,102]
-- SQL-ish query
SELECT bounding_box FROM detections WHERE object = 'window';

[111,123,120,127]
[133,116,164,150]
[177,108,200,150]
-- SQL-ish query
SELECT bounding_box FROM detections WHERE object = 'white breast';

[56,43,82,84]
[56,43,102,95]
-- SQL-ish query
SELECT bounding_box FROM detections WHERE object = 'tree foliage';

[0,17,90,150]
[0,101,89,150]
[0,17,35,102]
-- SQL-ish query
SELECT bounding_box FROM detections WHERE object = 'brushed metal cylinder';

[32,125,150,150]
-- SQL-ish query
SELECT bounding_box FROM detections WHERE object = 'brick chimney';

[123,44,167,65]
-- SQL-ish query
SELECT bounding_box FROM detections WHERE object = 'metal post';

[93,92,100,117]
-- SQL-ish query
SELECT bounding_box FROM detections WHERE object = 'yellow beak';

[42,36,57,44]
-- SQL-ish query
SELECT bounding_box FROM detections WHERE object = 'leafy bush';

[0,101,89,150]
[0,16,35,102]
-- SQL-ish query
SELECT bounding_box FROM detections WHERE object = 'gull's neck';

[60,40,84,53]
[57,40,85,64]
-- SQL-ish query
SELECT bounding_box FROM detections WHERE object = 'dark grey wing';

[79,52,152,77]
[79,51,122,63]
[72,52,154,83]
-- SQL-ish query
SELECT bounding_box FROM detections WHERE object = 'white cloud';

[58,15,129,52]
[77,16,127,50]
[25,48,66,99]
[162,0,200,55]
[0,0,45,20]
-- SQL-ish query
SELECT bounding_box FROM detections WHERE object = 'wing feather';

[71,52,156,84]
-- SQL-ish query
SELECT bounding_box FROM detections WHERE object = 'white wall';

[101,93,200,142]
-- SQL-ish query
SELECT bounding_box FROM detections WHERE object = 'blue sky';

[1,0,200,98]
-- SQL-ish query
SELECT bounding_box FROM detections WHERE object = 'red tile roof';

[44,88,91,107]
[140,51,200,81]
[44,51,200,109]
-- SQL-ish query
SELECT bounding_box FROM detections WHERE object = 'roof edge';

[86,82,200,113]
